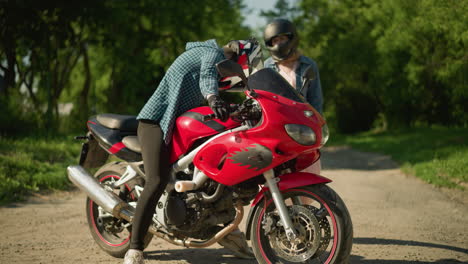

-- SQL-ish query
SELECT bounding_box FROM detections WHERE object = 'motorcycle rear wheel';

[85,162,153,258]
[250,184,353,264]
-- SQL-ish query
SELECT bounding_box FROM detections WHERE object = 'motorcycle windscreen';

[248,68,307,103]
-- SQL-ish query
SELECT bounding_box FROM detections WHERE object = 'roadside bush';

[335,89,379,134]
[0,135,81,204]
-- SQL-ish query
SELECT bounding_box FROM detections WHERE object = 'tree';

[0,0,252,135]
[260,0,301,22]
[368,0,468,126]
[289,0,467,132]
[0,1,106,133]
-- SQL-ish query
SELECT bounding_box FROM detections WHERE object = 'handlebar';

[202,113,217,122]
[202,104,240,122]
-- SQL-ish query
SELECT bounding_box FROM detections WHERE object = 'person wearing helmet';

[264,18,323,113]
[264,18,323,174]
[124,39,254,264]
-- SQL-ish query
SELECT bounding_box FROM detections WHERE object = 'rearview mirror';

[216,59,248,89]
[299,65,316,93]
[302,65,315,80]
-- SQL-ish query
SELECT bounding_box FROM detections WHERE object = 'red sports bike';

[68,59,353,263]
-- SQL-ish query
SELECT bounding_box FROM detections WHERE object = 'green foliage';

[264,0,468,131]
[0,135,81,204]
[0,1,106,132]
[2,0,467,135]
[65,0,251,123]
[0,96,41,136]
[0,1,252,135]
[367,0,468,127]
[260,0,301,22]
[335,88,378,134]
[330,126,468,189]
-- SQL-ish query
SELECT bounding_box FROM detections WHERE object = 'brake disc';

[269,205,321,262]
[307,206,331,257]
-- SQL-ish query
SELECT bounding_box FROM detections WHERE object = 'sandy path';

[0,146,467,263]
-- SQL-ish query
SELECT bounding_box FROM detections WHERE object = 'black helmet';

[264,18,299,61]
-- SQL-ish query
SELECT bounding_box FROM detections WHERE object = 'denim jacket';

[264,56,323,114]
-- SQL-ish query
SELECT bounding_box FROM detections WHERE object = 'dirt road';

[1,146,467,263]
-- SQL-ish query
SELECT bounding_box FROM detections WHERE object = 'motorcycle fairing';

[227,143,273,171]
[170,106,241,163]
[194,90,325,186]
[295,149,321,172]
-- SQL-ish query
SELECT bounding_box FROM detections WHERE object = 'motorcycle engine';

[165,180,237,239]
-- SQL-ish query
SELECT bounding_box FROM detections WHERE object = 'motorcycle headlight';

[320,124,329,146]
[284,124,316,146]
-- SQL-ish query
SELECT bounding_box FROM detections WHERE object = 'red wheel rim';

[255,188,339,263]
[89,175,134,247]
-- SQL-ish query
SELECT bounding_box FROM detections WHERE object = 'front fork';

[263,169,299,241]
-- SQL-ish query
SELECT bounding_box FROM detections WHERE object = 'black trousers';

[130,120,170,250]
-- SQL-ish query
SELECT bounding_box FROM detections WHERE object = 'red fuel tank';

[170,106,241,163]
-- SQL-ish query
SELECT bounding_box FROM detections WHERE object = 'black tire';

[85,162,153,258]
[250,184,353,264]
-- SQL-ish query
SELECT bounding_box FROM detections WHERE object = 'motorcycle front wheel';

[250,184,353,264]
[85,162,153,258]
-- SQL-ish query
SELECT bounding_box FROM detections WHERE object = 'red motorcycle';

[68,59,353,263]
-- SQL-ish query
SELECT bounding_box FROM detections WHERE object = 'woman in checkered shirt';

[124,39,248,264]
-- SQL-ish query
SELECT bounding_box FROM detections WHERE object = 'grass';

[328,126,468,189]
[0,135,81,204]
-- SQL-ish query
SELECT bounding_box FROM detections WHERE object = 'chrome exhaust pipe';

[67,165,134,222]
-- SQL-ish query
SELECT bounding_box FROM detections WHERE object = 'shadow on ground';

[145,248,256,264]
[321,146,399,171]
[351,237,467,264]
[144,237,467,264]
[354,237,468,255]
[350,256,466,264]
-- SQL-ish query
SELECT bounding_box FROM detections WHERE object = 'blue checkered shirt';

[137,39,225,144]
[264,56,323,114]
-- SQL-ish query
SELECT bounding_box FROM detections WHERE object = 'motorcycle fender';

[244,172,331,240]
[81,135,109,169]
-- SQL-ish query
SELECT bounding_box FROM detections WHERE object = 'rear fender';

[81,133,110,169]
[244,172,331,240]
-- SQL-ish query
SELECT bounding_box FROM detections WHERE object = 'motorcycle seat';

[122,136,141,153]
[97,114,138,132]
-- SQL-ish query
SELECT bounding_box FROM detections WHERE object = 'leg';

[130,120,169,250]
[218,228,254,259]
[295,158,321,205]
[303,158,321,174]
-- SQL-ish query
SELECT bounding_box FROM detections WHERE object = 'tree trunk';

[79,42,91,121]
[0,39,17,98]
